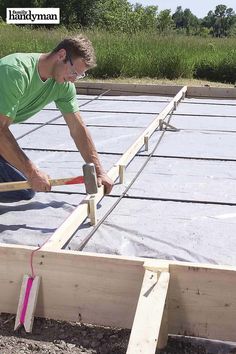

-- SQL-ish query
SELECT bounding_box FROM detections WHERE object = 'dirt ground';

[0,313,129,354]
[0,313,235,354]
[86,77,234,88]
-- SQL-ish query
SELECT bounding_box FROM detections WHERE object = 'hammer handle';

[0,176,84,192]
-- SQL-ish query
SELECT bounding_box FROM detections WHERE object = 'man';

[0,35,113,203]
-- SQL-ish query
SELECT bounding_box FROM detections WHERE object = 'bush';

[194,50,236,83]
[194,59,219,81]
[0,25,236,84]
[157,52,193,79]
[217,53,236,83]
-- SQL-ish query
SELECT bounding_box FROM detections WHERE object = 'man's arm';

[63,111,113,194]
[0,114,51,191]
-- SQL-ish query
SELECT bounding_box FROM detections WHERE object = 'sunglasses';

[66,52,86,80]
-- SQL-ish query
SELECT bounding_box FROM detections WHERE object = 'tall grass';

[1,24,236,83]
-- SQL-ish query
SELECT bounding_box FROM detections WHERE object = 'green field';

[1,24,236,84]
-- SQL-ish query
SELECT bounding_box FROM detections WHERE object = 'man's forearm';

[64,111,113,193]
[71,123,105,175]
[0,127,37,177]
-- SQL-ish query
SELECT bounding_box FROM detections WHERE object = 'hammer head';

[82,163,98,194]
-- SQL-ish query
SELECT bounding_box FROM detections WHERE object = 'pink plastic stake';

[65,176,84,185]
[20,277,34,325]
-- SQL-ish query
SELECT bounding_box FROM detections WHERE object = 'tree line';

[0,0,236,37]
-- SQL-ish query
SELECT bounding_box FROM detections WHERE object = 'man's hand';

[97,173,113,194]
[27,169,51,192]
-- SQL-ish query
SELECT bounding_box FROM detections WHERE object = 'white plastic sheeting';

[1,93,236,267]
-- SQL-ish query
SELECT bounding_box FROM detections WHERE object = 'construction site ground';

[1,88,236,352]
[1,313,233,354]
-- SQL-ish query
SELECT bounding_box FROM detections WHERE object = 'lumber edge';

[76,82,236,98]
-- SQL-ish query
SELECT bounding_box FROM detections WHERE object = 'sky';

[128,0,236,18]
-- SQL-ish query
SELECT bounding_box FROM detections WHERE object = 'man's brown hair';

[52,35,96,68]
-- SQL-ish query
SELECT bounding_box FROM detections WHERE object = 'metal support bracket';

[159,119,179,132]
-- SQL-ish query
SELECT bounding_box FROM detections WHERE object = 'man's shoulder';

[0,53,41,94]
[0,53,39,73]
[57,81,76,96]
[0,52,38,61]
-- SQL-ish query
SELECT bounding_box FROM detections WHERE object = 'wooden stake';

[126,270,170,354]
[14,275,40,333]
[144,135,149,151]
[89,196,97,226]
[159,119,164,131]
[119,165,125,184]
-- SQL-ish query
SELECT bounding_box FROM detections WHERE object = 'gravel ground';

[0,313,235,354]
[0,313,129,354]
[158,337,236,354]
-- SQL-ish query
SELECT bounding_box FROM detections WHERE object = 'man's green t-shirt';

[0,53,79,123]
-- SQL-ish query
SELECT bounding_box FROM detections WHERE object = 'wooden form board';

[0,244,144,328]
[42,86,187,251]
[76,82,236,99]
[0,244,236,343]
[168,263,236,342]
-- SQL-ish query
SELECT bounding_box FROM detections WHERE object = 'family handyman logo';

[6,8,60,24]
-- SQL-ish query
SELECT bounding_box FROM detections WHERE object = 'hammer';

[0,163,98,195]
